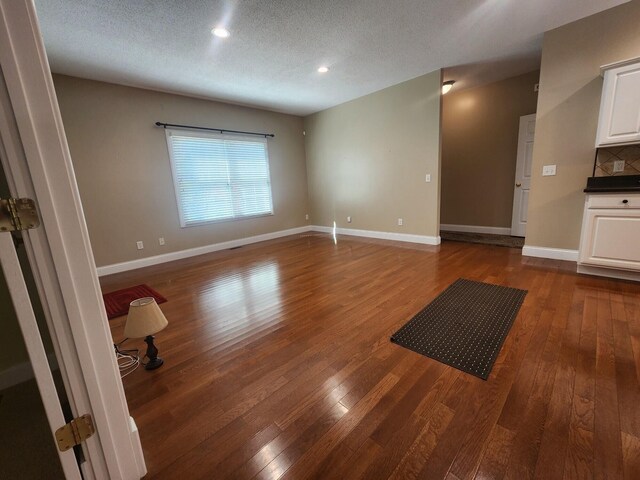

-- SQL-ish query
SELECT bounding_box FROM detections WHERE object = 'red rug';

[102,284,167,320]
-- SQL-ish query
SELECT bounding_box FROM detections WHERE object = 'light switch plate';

[542,164,556,176]
[425,174,431,183]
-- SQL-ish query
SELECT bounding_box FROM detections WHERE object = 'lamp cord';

[114,339,140,378]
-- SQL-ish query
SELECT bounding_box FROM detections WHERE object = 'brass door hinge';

[55,414,95,452]
[0,198,40,232]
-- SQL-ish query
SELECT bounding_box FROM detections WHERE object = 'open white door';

[0,230,83,478]
[0,1,145,478]
[510,113,536,237]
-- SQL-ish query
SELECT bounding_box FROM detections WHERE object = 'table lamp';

[124,297,168,370]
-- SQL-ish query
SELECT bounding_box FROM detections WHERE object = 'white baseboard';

[129,416,147,478]
[311,225,441,245]
[96,226,312,276]
[96,224,442,277]
[440,223,512,235]
[577,264,640,282]
[522,245,579,262]
[0,353,58,391]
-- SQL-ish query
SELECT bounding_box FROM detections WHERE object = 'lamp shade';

[124,297,168,338]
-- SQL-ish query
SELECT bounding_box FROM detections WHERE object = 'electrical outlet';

[347,216,352,223]
[425,174,431,183]
[305,214,309,220]
[397,218,403,226]
[136,241,144,250]
[613,160,626,173]
[542,164,556,176]
[159,237,165,246]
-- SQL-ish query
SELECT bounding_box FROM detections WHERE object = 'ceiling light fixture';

[442,80,455,95]
[212,27,230,38]
[317,66,329,73]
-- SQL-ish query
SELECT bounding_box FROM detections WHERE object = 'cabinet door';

[579,208,640,270]
[596,63,640,146]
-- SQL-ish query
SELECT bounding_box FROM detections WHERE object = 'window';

[165,129,274,227]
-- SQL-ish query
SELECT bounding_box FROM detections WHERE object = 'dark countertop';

[584,187,640,193]
[584,175,640,193]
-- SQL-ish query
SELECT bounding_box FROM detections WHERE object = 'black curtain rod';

[155,122,274,138]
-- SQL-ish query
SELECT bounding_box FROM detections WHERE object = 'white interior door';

[510,114,536,237]
[0,227,83,479]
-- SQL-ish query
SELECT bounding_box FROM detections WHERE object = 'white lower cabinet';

[578,193,640,273]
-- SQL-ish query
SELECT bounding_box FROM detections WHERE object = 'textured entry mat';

[390,278,527,380]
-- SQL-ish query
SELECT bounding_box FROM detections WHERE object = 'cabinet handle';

[622,199,629,204]
[515,182,522,187]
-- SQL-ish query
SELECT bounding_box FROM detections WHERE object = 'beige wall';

[304,71,442,237]
[441,71,539,228]
[526,0,640,249]
[53,75,309,267]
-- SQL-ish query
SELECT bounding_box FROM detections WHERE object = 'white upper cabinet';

[596,58,640,147]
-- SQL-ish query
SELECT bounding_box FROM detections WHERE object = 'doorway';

[0,236,71,479]
[439,69,539,248]
[0,160,80,478]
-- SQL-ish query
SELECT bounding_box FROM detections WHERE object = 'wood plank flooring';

[102,233,640,479]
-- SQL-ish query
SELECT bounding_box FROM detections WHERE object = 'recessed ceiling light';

[317,66,329,73]
[442,80,455,94]
[212,27,230,38]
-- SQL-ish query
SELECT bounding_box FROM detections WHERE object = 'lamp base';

[143,335,164,370]
[144,356,164,370]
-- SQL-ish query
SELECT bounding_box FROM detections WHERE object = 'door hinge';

[0,198,40,232]
[55,414,95,452]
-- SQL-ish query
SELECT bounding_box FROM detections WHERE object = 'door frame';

[0,1,145,478]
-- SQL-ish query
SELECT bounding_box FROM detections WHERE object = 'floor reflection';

[199,261,282,329]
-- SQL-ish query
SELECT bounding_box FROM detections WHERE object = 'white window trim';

[164,128,274,228]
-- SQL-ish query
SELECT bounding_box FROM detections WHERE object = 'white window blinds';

[165,130,274,227]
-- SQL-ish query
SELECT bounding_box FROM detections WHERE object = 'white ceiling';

[34,0,628,116]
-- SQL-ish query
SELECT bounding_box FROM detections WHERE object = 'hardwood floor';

[102,233,640,479]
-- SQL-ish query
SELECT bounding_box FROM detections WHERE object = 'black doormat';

[390,278,527,380]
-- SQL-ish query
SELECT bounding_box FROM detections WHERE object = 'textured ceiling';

[34,0,628,116]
